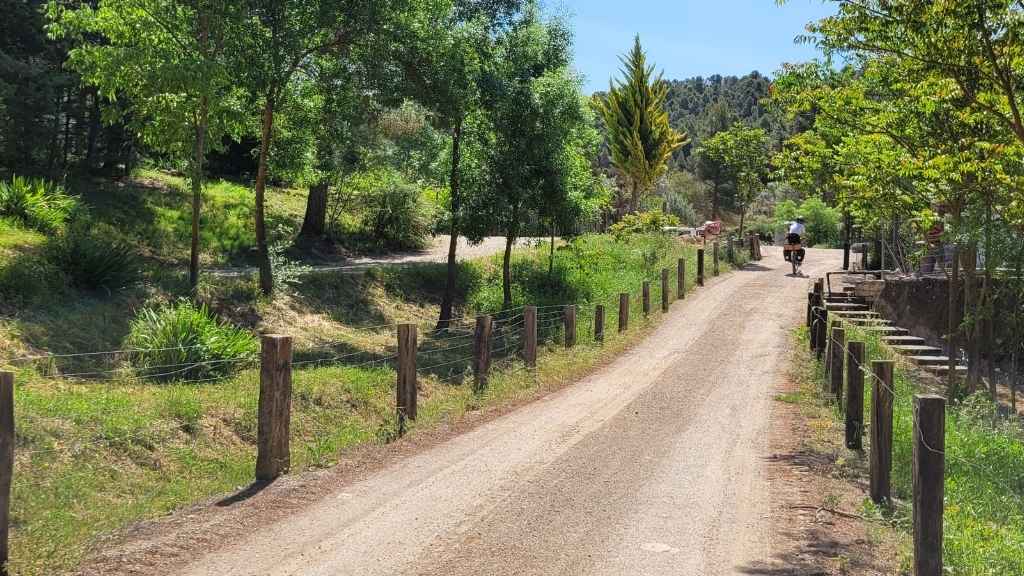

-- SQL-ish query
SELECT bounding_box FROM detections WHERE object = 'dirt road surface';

[179,247,842,576]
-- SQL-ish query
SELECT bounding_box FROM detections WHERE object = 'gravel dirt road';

[179,247,842,576]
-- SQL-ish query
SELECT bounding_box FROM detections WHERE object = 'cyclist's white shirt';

[788,222,806,235]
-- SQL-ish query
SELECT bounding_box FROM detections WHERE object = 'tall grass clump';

[125,300,257,382]
[0,175,77,232]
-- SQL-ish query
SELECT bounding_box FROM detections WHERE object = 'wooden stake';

[594,304,605,343]
[396,324,418,430]
[661,268,670,312]
[697,249,705,286]
[845,341,865,449]
[473,315,493,392]
[523,306,537,367]
[257,335,292,481]
[870,360,894,505]
[642,281,651,316]
[677,258,686,299]
[618,293,629,332]
[829,326,846,400]
[0,372,12,574]
[713,241,720,276]
[564,305,577,348]
[913,394,945,576]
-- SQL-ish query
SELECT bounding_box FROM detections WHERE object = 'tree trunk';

[437,119,463,331]
[299,180,329,240]
[842,212,851,270]
[548,224,555,278]
[738,209,746,239]
[502,233,515,310]
[84,90,101,171]
[630,180,640,214]
[984,200,996,400]
[964,244,980,390]
[947,242,960,398]
[711,182,720,221]
[189,95,209,293]
[254,93,276,296]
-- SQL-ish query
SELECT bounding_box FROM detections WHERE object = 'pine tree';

[595,36,687,215]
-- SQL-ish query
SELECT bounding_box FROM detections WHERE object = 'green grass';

[5,232,724,576]
[803,323,1024,575]
[80,168,306,267]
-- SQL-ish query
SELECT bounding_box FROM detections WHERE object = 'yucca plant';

[0,175,78,232]
[125,300,257,383]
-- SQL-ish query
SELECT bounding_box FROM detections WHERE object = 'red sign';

[703,221,722,236]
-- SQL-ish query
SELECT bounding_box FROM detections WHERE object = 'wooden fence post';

[807,292,816,328]
[661,268,670,312]
[618,293,629,332]
[913,394,946,576]
[257,335,292,482]
[816,308,829,359]
[396,324,418,431]
[870,360,894,505]
[594,304,605,343]
[845,341,865,449]
[829,326,846,400]
[642,281,651,316]
[697,249,705,286]
[713,241,720,276]
[810,306,821,352]
[473,315,493,392]
[564,305,576,348]
[677,258,686,299]
[523,306,537,368]
[750,235,757,260]
[756,236,763,260]
[0,372,12,574]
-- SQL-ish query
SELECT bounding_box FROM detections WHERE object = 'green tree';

[51,0,246,291]
[595,36,686,215]
[394,1,524,329]
[474,9,602,308]
[231,0,403,295]
[696,123,769,231]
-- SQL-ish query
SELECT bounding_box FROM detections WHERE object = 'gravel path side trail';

[179,247,842,576]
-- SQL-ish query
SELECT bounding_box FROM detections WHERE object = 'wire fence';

[0,244,734,574]
[810,287,1024,574]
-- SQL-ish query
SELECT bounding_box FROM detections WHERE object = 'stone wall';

[874,276,951,350]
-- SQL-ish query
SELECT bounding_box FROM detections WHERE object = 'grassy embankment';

[2,169,744,576]
[793,324,1024,575]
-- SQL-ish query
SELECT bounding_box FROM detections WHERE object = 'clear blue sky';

[547,0,836,94]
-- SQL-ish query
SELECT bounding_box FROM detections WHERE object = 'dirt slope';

[162,247,840,576]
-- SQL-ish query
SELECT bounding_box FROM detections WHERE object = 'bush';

[330,169,434,251]
[609,210,680,238]
[46,224,142,294]
[0,175,77,232]
[125,300,257,383]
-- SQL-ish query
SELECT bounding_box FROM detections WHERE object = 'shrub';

[609,210,680,238]
[0,175,77,232]
[46,224,142,294]
[330,169,434,251]
[125,300,257,383]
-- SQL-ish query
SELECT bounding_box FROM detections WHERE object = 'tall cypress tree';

[595,36,687,215]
